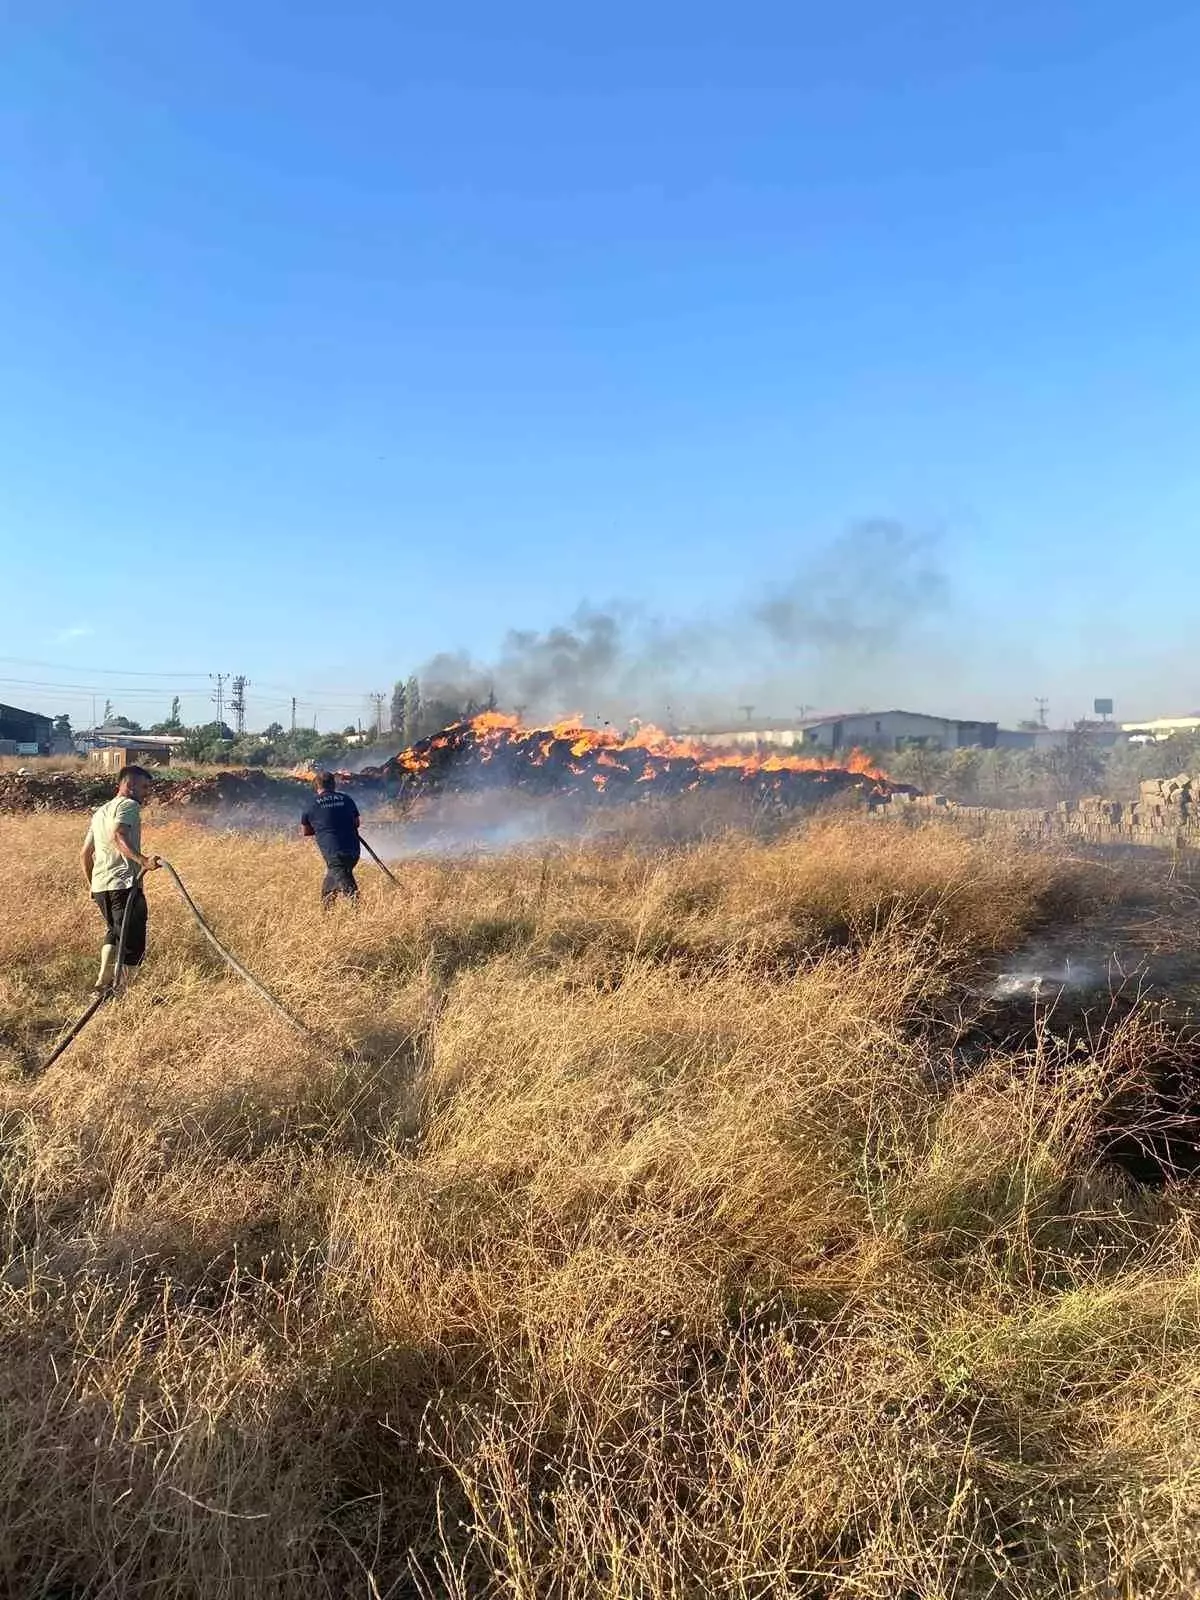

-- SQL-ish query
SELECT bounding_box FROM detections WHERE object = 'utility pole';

[210,673,228,729]
[291,697,297,735]
[228,675,249,736]
[740,704,755,724]
[367,692,386,738]
[1035,697,1049,728]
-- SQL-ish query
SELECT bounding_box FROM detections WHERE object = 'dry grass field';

[0,754,89,774]
[2,809,1200,1597]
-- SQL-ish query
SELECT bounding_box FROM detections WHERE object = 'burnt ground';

[950,846,1200,1185]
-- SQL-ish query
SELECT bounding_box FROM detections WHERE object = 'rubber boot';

[93,944,117,993]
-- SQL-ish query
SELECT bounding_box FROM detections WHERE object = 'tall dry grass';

[0,810,1198,1597]
[0,754,87,774]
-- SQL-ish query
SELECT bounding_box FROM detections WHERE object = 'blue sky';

[2,2,1198,730]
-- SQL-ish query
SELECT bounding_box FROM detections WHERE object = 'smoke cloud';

[498,610,622,712]
[419,651,496,711]
[417,519,952,726]
[753,520,947,658]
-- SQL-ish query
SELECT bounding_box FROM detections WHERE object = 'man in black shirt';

[300,771,362,905]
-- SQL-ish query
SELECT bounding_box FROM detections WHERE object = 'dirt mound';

[0,769,311,815]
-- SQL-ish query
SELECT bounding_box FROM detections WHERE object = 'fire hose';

[157,860,308,1032]
[39,859,310,1072]
[357,831,401,887]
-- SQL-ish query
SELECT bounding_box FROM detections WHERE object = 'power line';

[253,678,394,704]
[0,674,369,710]
[1,667,405,735]
[0,660,391,708]
[0,676,202,700]
[0,655,210,679]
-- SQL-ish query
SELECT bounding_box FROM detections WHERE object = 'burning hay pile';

[365,712,912,809]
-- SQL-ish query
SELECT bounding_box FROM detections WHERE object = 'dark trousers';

[93,884,148,965]
[321,853,359,905]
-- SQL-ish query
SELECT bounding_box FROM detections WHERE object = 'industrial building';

[996,724,1130,753]
[799,711,998,752]
[701,711,998,754]
[0,703,52,756]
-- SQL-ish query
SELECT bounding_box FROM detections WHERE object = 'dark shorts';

[321,853,359,904]
[93,885,148,966]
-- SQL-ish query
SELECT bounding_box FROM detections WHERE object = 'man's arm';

[80,830,95,887]
[113,824,159,873]
[300,811,315,837]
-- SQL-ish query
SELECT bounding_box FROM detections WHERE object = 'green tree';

[460,687,497,719]
[402,675,421,747]
[977,747,1039,805]
[232,740,277,767]
[945,746,984,800]
[52,713,73,740]
[1106,731,1200,799]
[888,744,949,795]
[281,729,350,767]
[390,680,407,735]
[149,695,185,734]
[179,728,209,763]
[422,697,468,734]
[179,722,236,763]
[1032,732,1105,804]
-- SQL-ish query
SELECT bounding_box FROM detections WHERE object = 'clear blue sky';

[3,2,1198,730]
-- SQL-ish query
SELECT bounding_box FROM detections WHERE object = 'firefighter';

[300,770,361,904]
[80,765,161,991]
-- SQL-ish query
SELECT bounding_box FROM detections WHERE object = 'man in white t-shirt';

[80,766,161,992]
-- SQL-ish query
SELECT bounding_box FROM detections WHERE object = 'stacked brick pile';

[1128,774,1194,826]
[874,776,1200,851]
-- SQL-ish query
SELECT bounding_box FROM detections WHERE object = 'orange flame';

[389,712,890,783]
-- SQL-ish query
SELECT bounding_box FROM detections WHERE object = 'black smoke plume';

[413,519,949,725]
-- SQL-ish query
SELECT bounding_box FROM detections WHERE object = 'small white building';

[1121,714,1200,744]
[84,732,188,768]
